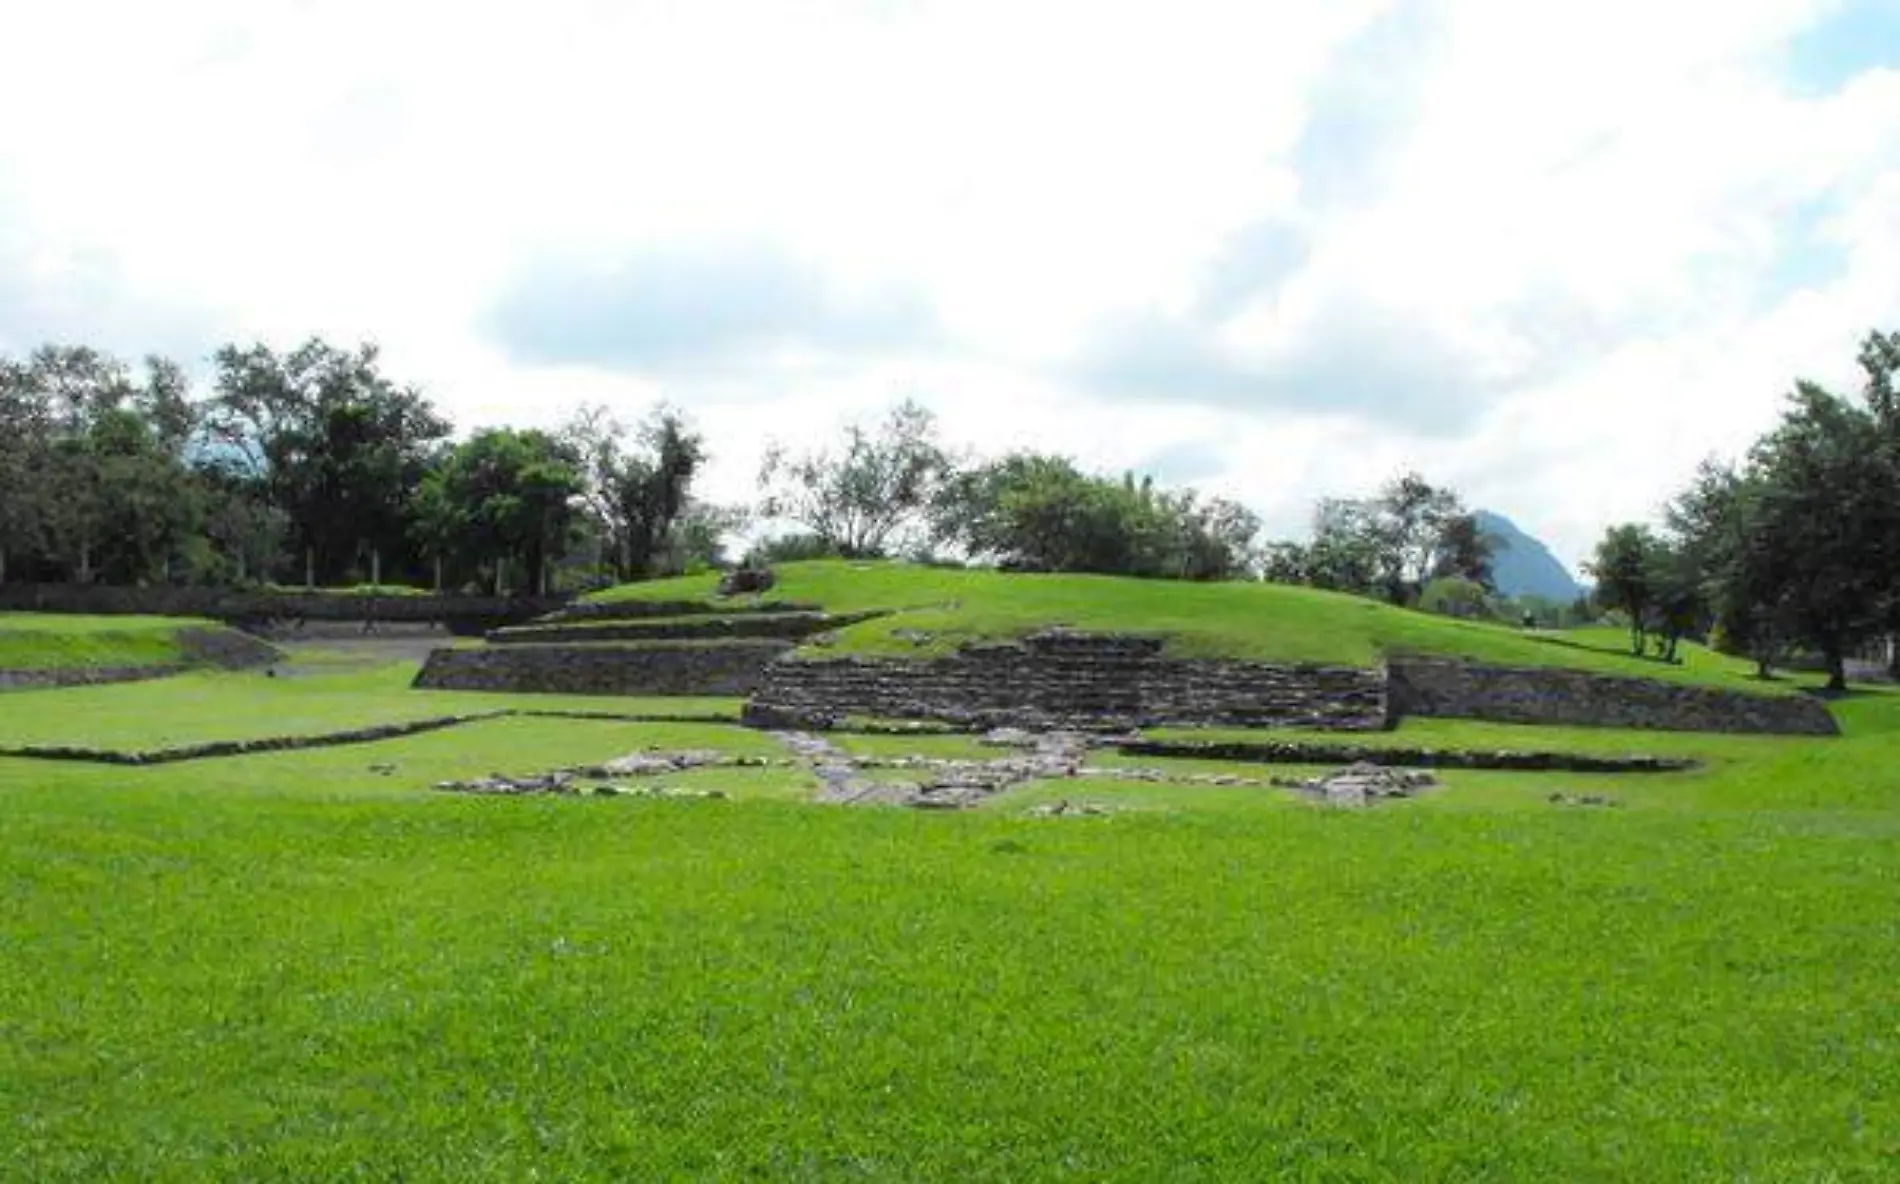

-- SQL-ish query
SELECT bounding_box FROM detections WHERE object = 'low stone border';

[488,609,890,646]
[537,599,822,623]
[1116,739,1700,774]
[514,708,744,726]
[0,664,188,691]
[0,712,512,766]
[0,625,283,693]
[413,640,792,696]
[0,707,744,766]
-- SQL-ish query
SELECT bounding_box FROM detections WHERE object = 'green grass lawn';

[0,612,213,670]
[583,561,1801,695]
[4,656,1899,1177]
[0,665,742,753]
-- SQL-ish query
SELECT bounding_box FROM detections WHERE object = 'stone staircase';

[486,609,888,645]
[744,630,1387,731]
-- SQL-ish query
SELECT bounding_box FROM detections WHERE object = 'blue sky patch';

[1783,0,1900,94]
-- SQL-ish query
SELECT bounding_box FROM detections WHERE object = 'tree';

[928,453,1259,579]
[660,500,748,575]
[1588,524,1659,656]
[204,339,449,584]
[759,399,951,559]
[1302,498,1388,593]
[1376,471,1464,599]
[0,354,53,581]
[414,429,583,595]
[0,346,203,584]
[1260,540,1313,586]
[1169,493,1262,581]
[1665,458,1781,675]
[1741,380,1892,690]
[563,404,708,580]
[1644,538,1706,663]
[1262,472,1487,603]
[1419,576,1492,620]
[1429,512,1495,588]
[1853,328,1900,677]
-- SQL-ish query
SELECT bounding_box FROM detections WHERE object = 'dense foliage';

[754,402,1265,580]
[0,340,715,594]
[1591,329,1900,689]
[1260,471,1494,606]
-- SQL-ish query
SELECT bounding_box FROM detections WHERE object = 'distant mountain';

[1473,510,1585,603]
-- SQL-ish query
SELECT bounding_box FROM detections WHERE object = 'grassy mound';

[0,613,213,670]
[585,561,1796,695]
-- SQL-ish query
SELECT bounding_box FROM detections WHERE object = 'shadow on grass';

[1523,632,1686,668]
[1522,631,1822,689]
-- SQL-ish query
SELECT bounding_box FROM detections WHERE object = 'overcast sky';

[3,0,1897,572]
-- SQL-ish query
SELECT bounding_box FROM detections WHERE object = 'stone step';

[490,609,884,645]
[535,599,824,624]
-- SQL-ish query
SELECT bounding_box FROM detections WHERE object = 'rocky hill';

[1474,510,1585,603]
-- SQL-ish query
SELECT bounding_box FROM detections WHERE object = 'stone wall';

[747,631,1387,730]
[0,665,188,692]
[174,626,285,670]
[411,626,1836,735]
[0,625,281,693]
[487,609,887,646]
[0,584,565,630]
[541,599,820,623]
[1386,657,1838,736]
[412,641,792,696]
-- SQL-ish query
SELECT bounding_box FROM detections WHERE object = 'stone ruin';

[431,727,1442,812]
[1270,763,1439,808]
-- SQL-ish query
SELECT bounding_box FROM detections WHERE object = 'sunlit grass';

[0,612,211,669]
[585,560,1804,694]
[2,635,1897,1177]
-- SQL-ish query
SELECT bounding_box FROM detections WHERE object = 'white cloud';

[1,0,1897,573]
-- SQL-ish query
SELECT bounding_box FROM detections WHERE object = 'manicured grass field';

[5,724,1896,1178]
[584,561,1795,694]
[0,664,742,752]
[4,620,1897,1177]
[0,612,211,669]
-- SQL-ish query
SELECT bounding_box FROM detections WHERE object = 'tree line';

[749,400,1515,603]
[752,400,1267,580]
[0,340,716,594]
[1589,329,1900,690]
[0,335,1522,599]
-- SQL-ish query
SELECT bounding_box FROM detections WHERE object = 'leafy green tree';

[747,532,841,565]
[930,453,1258,579]
[1429,512,1495,588]
[1259,540,1313,586]
[1168,492,1262,581]
[199,470,287,585]
[1263,472,1488,603]
[205,339,449,584]
[0,355,53,581]
[1376,471,1464,599]
[1588,523,1659,656]
[414,429,582,594]
[1299,498,1387,593]
[0,346,203,584]
[1665,458,1782,675]
[1644,538,1706,663]
[760,399,951,558]
[1742,380,1893,690]
[1852,328,1900,676]
[564,404,707,580]
[1419,576,1493,620]
[659,501,748,575]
